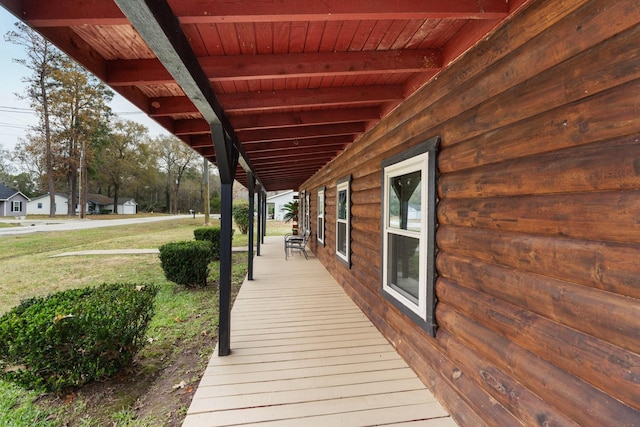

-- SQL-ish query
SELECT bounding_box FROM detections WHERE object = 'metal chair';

[284,229,311,260]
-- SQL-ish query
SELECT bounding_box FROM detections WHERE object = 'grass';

[0,218,288,426]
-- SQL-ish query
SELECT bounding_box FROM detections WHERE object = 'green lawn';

[0,218,288,426]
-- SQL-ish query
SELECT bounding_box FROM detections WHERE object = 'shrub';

[159,240,214,287]
[0,283,158,391]
[193,226,233,261]
[232,202,252,234]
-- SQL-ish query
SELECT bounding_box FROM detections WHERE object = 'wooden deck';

[183,236,454,427]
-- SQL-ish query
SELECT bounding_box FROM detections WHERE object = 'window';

[11,201,22,212]
[317,187,325,245]
[37,202,43,209]
[336,175,351,266]
[381,136,439,336]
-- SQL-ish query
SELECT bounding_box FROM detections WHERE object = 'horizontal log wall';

[303,0,640,424]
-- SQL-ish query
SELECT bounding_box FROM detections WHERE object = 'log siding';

[302,0,640,424]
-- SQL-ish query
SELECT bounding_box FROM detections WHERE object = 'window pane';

[388,171,421,232]
[318,218,324,241]
[387,233,420,304]
[337,189,347,220]
[337,222,347,255]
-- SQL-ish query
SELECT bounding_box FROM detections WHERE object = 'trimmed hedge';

[0,283,158,391]
[193,226,233,261]
[159,240,214,287]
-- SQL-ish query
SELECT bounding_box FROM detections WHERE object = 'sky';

[0,7,169,153]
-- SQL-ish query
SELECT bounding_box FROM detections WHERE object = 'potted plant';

[281,200,299,234]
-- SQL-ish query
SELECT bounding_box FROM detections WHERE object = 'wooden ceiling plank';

[245,142,350,155]
[247,146,344,161]
[237,123,364,143]
[19,0,127,27]
[175,118,210,136]
[242,136,353,151]
[230,107,380,130]
[169,0,509,23]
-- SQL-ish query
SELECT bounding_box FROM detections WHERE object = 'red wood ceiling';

[1,0,528,191]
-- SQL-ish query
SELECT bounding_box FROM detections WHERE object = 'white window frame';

[317,187,325,245]
[381,136,439,336]
[11,201,22,212]
[335,175,351,266]
[382,154,429,320]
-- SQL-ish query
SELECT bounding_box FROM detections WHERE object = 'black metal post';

[262,191,267,243]
[219,181,233,356]
[256,185,262,256]
[247,172,255,280]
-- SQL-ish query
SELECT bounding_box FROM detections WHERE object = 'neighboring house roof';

[28,192,68,202]
[266,190,295,202]
[28,192,136,206]
[0,184,30,201]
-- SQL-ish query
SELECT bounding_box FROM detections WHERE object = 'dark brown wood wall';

[302,0,640,425]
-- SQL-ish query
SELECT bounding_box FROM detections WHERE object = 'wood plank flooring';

[183,236,454,426]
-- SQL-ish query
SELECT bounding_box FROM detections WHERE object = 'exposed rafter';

[17,0,509,27]
[106,50,442,85]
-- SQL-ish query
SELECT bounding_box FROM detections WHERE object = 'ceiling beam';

[149,85,402,116]
[171,0,510,23]
[175,107,378,136]
[221,85,405,113]
[105,50,442,86]
[243,136,352,152]
[18,0,509,27]
[237,123,364,143]
[230,107,380,131]
[251,154,335,166]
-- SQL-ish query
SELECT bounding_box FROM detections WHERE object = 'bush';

[159,240,214,287]
[0,283,158,391]
[232,202,252,234]
[194,226,233,261]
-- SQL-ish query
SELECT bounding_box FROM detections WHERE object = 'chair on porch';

[284,229,311,260]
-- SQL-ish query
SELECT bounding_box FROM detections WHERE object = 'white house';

[27,193,138,215]
[107,198,137,215]
[266,190,296,221]
[27,193,69,216]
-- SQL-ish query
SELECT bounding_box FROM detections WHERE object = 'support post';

[219,181,233,356]
[247,172,255,280]
[203,158,210,225]
[212,123,238,357]
[256,185,262,256]
[262,191,267,243]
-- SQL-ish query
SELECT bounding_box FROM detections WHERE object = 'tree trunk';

[113,185,119,214]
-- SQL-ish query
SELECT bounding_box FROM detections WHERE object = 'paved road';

[0,214,211,237]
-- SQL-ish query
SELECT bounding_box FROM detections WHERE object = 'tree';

[6,22,62,217]
[154,135,197,214]
[97,120,149,213]
[49,59,113,216]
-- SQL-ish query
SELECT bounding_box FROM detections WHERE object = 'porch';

[182,236,454,426]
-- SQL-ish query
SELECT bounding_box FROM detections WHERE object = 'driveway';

[0,214,215,237]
